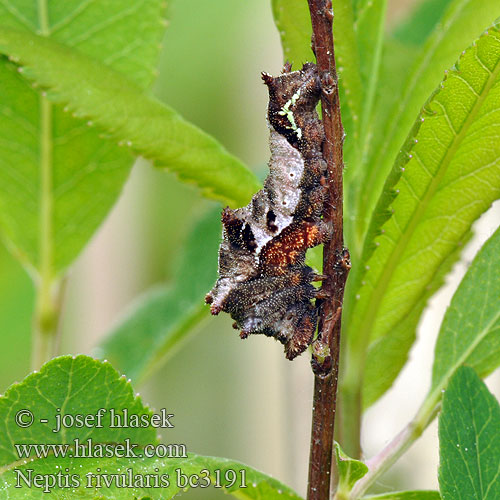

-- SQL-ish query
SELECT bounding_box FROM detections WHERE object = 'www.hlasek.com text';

[15,438,187,460]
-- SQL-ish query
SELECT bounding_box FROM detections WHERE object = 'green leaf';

[438,366,500,500]
[271,0,312,66]
[344,0,388,250]
[362,229,471,407]
[0,355,300,499]
[351,0,387,160]
[335,442,368,494]
[98,208,221,383]
[355,0,387,87]
[0,27,261,209]
[344,21,500,407]
[344,37,420,252]
[354,0,500,247]
[97,288,206,385]
[430,226,500,399]
[0,0,166,274]
[332,0,365,147]
[0,355,158,469]
[363,492,441,500]
[393,0,454,46]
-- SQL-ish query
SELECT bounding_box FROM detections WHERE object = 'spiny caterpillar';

[206,63,330,360]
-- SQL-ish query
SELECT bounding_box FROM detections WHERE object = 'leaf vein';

[69,1,147,46]
[50,0,97,34]
[0,1,35,30]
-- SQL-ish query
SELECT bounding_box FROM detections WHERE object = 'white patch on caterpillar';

[267,129,303,219]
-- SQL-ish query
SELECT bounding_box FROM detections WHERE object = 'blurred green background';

[1,0,499,498]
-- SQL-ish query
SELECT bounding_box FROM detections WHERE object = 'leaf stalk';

[349,400,440,499]
[32,93,61,369]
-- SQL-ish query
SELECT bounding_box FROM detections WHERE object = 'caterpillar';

[205,62,330,360]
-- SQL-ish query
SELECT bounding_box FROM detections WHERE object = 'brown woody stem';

[306,1,349,499]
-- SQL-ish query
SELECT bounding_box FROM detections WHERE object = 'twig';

[306,1,349,499]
